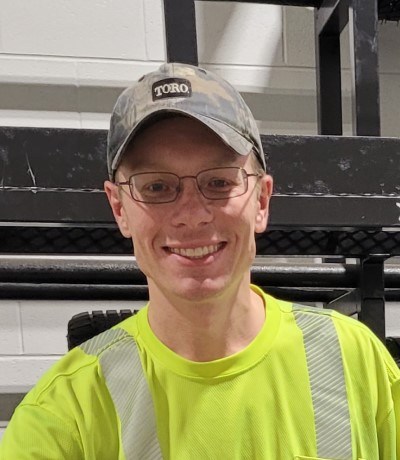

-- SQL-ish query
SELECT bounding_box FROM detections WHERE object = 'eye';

[147,182,169,192]
[131,173,179,202]
[207,178,232,189]
[143,180,173,194]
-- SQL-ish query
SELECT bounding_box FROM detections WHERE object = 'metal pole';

[349,0,380,135]
[163,0,198,65]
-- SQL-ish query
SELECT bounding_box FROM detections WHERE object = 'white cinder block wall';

[1,0,400,438]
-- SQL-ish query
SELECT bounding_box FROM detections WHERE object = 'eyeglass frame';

[114,167,263,204]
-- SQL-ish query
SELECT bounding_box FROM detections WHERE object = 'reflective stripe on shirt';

[293,304,352,459]
[80,328,163,460]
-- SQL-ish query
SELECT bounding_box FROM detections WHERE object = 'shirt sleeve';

[393,379,400,460]
[0,403,84,460]
[377,345,400,460]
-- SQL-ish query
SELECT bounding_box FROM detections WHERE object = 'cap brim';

[111,107,259,178]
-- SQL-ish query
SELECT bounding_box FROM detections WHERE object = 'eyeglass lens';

[129,167,248,203]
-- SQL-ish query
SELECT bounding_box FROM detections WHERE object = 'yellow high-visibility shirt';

[1,286,399,459]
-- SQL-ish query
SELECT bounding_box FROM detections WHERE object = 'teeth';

[169,244,221,259]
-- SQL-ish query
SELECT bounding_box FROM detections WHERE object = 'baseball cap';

[107,62,266,180]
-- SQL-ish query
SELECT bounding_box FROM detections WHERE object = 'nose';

[170,177,213,228]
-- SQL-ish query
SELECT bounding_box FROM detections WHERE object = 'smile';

[167,244,223,259]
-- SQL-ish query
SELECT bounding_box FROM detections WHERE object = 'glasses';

[115,167,262,204]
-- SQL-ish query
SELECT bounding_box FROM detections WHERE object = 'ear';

[104,180,132,238]
[255,174,273,234]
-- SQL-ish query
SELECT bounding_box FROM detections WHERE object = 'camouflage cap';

[107,62,266,179]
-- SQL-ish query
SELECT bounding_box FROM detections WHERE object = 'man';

[0,62,399,459]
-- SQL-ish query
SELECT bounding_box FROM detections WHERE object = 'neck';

[146,278,265,362]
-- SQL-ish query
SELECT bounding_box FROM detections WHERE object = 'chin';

[169,276,230,303]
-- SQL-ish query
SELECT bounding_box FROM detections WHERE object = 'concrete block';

[283,7,350,69]
[0,56,77,85]
[204,64,316,94]
[242,88,315,126]
[0,356,59,392]
[143,0,165,61]
[79,112,111,130]
[379,22,400,73]
[340,24,351,69]
[20,300,146,355]
[0,55,161,88]
[283,6,314,67]
[76,60,160,88]
[196,2,283,66]
[0,0,146,59]
[0,58,162,118]
[380,73,400,137]
[0,302,22,355]
[0,83,80,112]
[0,110,82,129]
[386,303,400,337]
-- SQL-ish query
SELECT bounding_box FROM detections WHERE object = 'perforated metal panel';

[0,227,132,254]
[1,226,399,257]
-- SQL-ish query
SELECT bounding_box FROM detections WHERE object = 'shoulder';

[256,285,400,383]
[291,302,400,383]
[2,325,140,458]
[23,318,139,407]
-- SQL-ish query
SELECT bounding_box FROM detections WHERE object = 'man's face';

[105,116,273,303]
